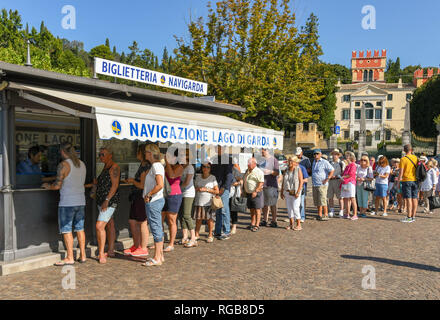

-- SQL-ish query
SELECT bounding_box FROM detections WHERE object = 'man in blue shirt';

[16,146,42,174]
[311,149,335,221]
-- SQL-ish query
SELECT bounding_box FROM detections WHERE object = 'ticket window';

[15,107,81,189]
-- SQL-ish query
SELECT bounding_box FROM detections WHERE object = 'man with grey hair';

[311,149,335,221]
[259,148,280,228]
[244,157,264,231]
[327,149,345,218]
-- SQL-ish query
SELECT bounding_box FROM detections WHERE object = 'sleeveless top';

[283,167,300,193]
[96,165,120,207]
[59,159,86,207]
[166,172,182,196]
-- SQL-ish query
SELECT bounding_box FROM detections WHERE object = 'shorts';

[247,191,263,209]
[340,182,356,198]
[58,206,85,234]
[327,179,341,199]
[129,195,147,222]
[401,181,418,199]
[97,205,116,223]
[312,185,328,207]
[374,184,388,197]
[263,186,279,207]
[163,194,183,213]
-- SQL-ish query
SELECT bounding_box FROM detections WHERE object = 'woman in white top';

[355,155,374,218]
[178,150,197,248]
[420,160,437,214]
[193,161,219,243]
[372,156,391,217]
[142,144,165,267]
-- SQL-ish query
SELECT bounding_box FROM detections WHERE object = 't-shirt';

[299,164,308,194]
[143,162,165,202]
[400,154,418,182]
[194,174,218,206]
[181,165,195,198]
[299,156,312,173]
[375,165,391,185]
[258,156,279,188]
[356,166,374,186]
[244,167,265,193]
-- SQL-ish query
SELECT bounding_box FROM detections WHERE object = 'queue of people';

[42,142,437,267]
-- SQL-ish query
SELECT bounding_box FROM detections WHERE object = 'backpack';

[405,156,427,183]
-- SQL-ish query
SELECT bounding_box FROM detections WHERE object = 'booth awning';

[13,83,284,150]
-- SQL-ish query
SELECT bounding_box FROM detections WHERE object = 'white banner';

[96,113,283,150]
[94,58,208,95]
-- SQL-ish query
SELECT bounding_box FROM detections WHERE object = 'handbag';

[231,196,247,213]
[363,167,376,192]
[211,195,224,210]
[428,195,440,210]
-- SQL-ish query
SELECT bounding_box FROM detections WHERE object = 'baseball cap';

[295,147,302,156]
[313,149,322,154]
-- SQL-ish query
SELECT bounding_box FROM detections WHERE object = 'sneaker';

[270,221,278,228]
[123,245,137,256]
[350,216,358,221]
[260,221,267,227]
[300,219,305,223]
[317,216,323,221]
[339,210,344,217]
[130,248,149,257]
[370,211,376,216]
[382,212,388,217]
[359,213,367,218]
[343,214,349,219]
[401,217,412,223]
[322,216,329,221]
[329,211,334,218]
[219,234,231,240]
[410,217,416,222]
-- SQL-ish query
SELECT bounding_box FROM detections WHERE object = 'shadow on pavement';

[341,255,440,272]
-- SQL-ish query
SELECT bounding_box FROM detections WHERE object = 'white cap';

[295,147,303,156]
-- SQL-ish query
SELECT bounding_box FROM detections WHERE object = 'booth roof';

[0,61,244,113]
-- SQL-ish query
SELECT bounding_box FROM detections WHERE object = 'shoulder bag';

[362,167,376,192]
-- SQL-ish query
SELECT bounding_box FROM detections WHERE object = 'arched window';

[364,70,368,82]
[369,70,373,82]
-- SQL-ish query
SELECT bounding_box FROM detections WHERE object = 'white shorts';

[340,182,356,198]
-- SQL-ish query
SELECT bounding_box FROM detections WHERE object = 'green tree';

[410,76,440,138]
[385,57,401,83]
[89,44,114,60]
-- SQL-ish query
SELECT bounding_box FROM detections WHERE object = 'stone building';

[335,50,416,151]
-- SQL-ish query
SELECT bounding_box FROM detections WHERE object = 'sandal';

[285,225,293,230]
[54,260,75,266]
[177,238,189,245]
[163,246,174,252]
[104,252,115,258]
[142,258,162,267]
[184,240,198,248]
[251,226,260,232]
[293,226,302,231]
[206,237,214,243]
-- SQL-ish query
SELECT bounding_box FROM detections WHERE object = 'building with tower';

[335,49,416,151]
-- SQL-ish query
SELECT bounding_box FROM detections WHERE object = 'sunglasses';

[98,153,106,157]
[313,153,320,156]
[202,165,211,169]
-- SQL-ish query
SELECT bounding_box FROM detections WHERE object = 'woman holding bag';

[341,152,358,220]
[356,155,374,218]
[280,155,304,231]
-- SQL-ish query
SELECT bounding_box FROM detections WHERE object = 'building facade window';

[406,93,412,101]
[375,109,382,119]
[342,109,350,120]
[354,131,359,141]
[343,95,351,102]
[386,108,392,120]
[375,131,381,141]
[344,130,349,140]
[385,129,392,141]
[369,70,373,82]
[387,94,393,101]
[355,101,360,106]
[376,101,382,107]
[355,110,361,120]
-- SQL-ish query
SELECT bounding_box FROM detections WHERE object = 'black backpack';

[405,156,427,183]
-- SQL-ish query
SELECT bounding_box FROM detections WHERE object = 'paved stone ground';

[0,194,439,300]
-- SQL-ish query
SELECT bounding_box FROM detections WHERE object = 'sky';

[1,0,439,68]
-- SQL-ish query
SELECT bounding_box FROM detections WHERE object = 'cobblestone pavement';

[1,195,440,300]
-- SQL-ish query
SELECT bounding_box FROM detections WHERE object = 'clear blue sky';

[2,0,439,68]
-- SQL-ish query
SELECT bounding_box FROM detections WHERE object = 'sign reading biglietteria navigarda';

[95,112,283,150]
[94,58,208,95]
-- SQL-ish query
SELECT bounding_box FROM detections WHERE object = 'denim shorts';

[97,206,116,223]
[58,206,85,234]
[146,197,165,243]
[401,181,418,199]
[374,183,388,197]
[163,194,183,213]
